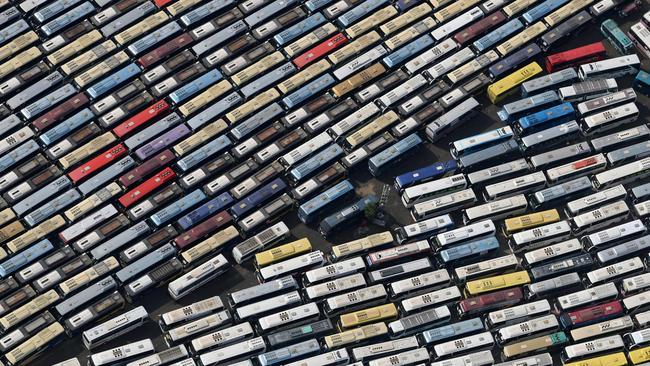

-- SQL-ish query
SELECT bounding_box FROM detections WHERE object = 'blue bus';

[516,102,575,133]
[319,195,378,236]
[473,19,523,52]
[0,239,53,277]
[298,180,354,223]
[368,133,422,177]
[394,160,458,191]
[522,0,569,24]
[230,178,287,218]
[601,19,634,55]
[288,144,344,185]
[176,192,234,230]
